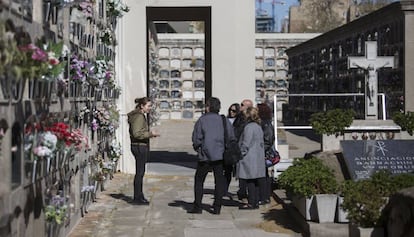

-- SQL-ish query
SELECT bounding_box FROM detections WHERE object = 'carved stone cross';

[348,41,395,120]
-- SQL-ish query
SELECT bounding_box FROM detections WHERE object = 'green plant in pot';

[341,178,386,229]
[392,111,414,136]
[309,108,355,136]
[278,157,338,222]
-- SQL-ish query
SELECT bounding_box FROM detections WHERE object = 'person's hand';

[151,129,160,137]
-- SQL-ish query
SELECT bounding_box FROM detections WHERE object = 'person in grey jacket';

[237,106,266,209]
[189,97,235,214]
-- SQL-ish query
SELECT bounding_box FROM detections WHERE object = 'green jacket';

[127,109,151,144]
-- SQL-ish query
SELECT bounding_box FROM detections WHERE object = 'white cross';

[348,41,395,120]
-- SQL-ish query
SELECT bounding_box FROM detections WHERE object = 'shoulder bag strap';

[221,115,228,143]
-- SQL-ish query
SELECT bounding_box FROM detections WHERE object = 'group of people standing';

[127,96,275,214]
[190,97,275,214]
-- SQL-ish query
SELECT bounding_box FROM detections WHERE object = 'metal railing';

[273,93,387,150]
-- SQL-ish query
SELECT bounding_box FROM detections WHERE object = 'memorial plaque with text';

[341,140,414,180]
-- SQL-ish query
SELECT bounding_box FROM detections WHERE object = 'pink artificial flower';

[49,57,60,65]
[32,48,48,62]
[105,71,112,79]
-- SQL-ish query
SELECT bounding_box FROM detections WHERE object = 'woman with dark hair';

[257,103,275,205]
[227,103,240,125]
[223,103,240,197]
[127,97,159,205]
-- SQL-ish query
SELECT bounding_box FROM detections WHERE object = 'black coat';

[261,119,275,152]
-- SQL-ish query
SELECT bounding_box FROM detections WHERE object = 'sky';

[255,0,298,32]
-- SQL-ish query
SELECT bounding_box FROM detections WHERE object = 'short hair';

[243,107,261,124]
[206,97,221,113]
[257,103,272,120]
[135,97,151,109]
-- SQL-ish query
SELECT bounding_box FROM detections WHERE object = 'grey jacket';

[237,122,266,179]
[192,112,235,162]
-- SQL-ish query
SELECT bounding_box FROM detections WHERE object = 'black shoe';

[131,197,150,205]
[211,206,221,215]
[187,206,202,214]
[239,204,259,210]
[237,193,247,200]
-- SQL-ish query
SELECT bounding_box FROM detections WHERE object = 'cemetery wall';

[0,0,124,236]
[285,1,414,123]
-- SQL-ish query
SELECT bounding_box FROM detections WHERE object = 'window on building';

[159,101,170,110]
[194,80,204,88]
[182,110,193,119]
[172,100,181,109]
[171,80,182,88]
[171,70,181,78]
[159,80,169,88]
[265,58,275,67]
[171,90,181,98]
[159,70,170,78]
[183,101,194,108]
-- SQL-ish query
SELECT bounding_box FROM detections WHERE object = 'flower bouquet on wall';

[69,54,89,97]
[18,40,68,99]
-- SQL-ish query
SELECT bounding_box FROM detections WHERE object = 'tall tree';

[356,0,393,17]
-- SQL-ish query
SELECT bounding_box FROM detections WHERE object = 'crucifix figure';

[348,41,395,120]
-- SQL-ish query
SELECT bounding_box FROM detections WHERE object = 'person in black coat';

[257,103,275,205]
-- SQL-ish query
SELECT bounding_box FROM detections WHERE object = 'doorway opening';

[147,7,211,122]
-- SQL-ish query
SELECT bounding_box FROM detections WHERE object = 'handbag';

[221,115,241,166]
[265,145,280,167]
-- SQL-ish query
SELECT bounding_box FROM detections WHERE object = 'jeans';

[131,144,148,200]
[193,160,225,209]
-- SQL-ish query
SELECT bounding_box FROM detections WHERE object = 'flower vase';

[43,1,51,23]
[32,160,37,183]
[46,157,51,174]
[88,85,94,97]
[0,75,26,103]
[51,5,58,25]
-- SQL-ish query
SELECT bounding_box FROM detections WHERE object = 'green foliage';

[340,179,385,228]
[392,111,414,135]
[340,171,414,228]
[278,157,338,198]
[44,205,67,225]
[391,173,414,191]
[106,0,130,18]
[309,109,355,136]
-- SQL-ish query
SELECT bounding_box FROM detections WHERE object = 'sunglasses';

[229,109,237,113]
[241,103,244,107]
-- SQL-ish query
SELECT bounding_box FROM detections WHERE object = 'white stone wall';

[118,0,255,173]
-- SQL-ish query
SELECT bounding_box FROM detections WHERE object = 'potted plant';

[341,178,386,237]
[278,157,338,222]
[309,109,355,151]
[392,111,414,138]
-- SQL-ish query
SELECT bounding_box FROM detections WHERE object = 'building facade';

[146,33,319,121]
[285,1,414,124]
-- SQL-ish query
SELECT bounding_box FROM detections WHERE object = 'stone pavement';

[67,120,317,237]
[67,172,302,237]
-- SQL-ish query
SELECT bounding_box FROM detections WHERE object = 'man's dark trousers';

[193,160,225,209]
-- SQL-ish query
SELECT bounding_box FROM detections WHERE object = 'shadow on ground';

[261,208,303,235]
[149,151,197,169]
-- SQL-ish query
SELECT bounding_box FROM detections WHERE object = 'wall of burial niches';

[156,36,206,120]
[0,0,124,236]
[154,34,317,120]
